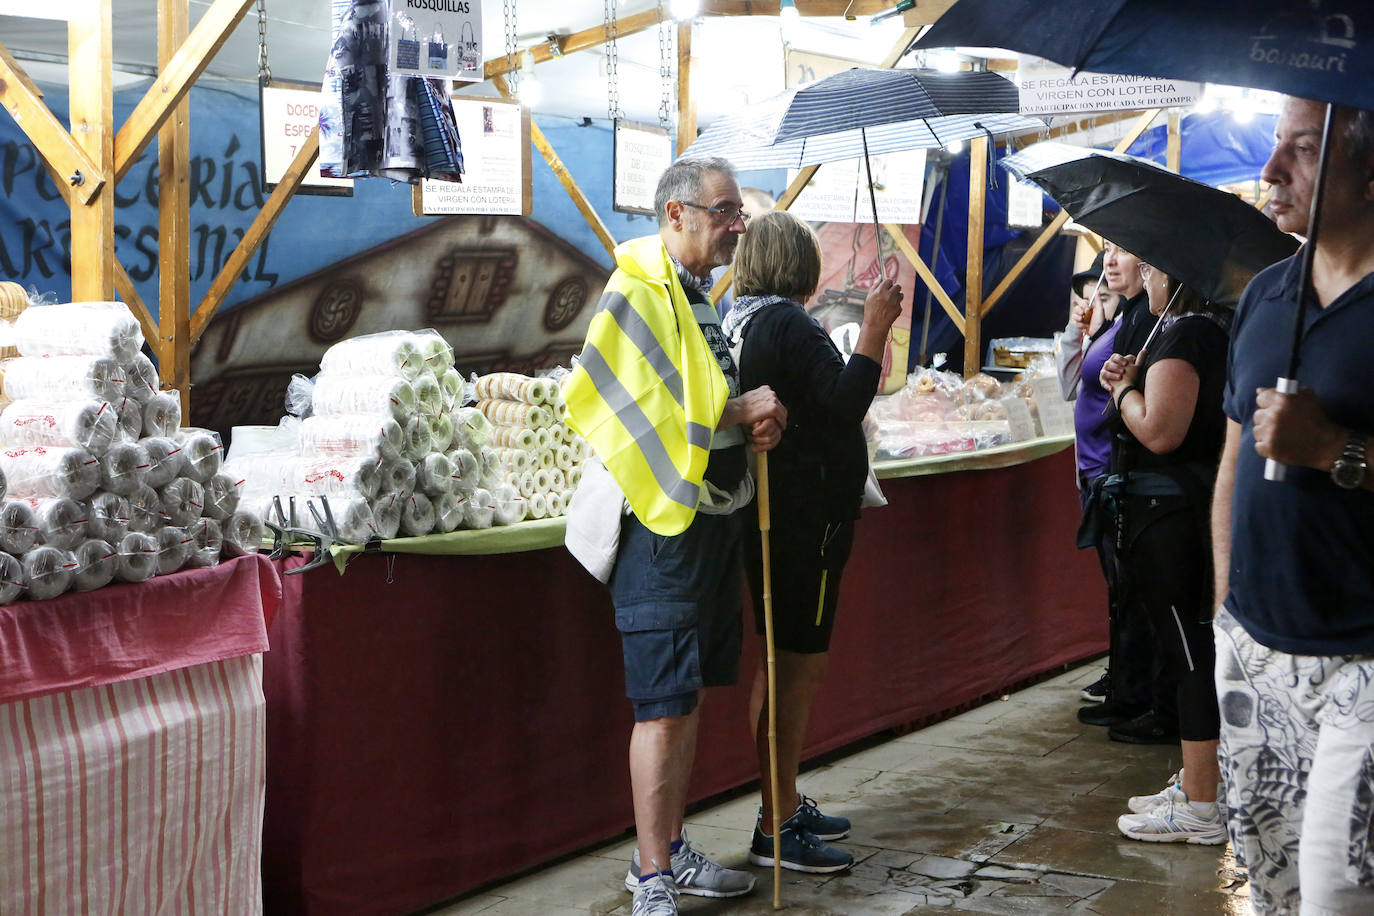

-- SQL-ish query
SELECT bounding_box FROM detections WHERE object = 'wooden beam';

[676,20,695,157]
[493,75,617,261]
[191,128,318,342]
[981,108,1162,318]
[880,26,920,68]
[113,0,255,183]
[484,8,663,79]
[964,135,987,378]
[114,260,160,348]
[0,43,106,205]
[1030,110,1143,145]
[68,4,115,301]
[884,224,964,335]
[159,0,192,419]
[1167,110,1182,173]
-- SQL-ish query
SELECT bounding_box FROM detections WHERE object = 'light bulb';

[670,0,699,20]
[931,50,961,73]
[944,140,963,154]
[519,50,542,108]
[780,0,800,30]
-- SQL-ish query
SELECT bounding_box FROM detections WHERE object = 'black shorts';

[744,517,855,654]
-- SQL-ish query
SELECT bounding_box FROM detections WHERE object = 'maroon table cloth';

[262,448,1106,914]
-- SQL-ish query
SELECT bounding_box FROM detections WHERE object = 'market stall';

[0,553,280,913]
[260,438,1105,915]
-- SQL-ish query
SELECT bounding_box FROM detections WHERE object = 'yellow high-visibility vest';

[564,236,729,537]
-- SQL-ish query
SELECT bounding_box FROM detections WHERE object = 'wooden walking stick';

[757,452,782,908]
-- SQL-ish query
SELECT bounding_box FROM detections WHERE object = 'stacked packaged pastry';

[474,372,585,522]
[223,331,582,545]
[0,296,262,605]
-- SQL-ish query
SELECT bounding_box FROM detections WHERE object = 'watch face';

[1333,458,1367,490]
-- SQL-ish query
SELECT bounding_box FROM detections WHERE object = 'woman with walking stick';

[721,210,902,874]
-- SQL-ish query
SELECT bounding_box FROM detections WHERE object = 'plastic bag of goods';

[142,437,185,488]
[311,375,417,423]
[1,355,124,403]
[413,328,454,374]
[398,491,435,536]
[0,550,24,604]
[176,428,223,482]
[291,455,381,500]
[299,415,405,462]
[0,445,100,500]
[319,330,424,381]
[185,517,223,569]
[24,545,76,600]
[31,496,88,551]
[203,472,242,521]
[222,508,265,557]
[14,302,143,363]
[126,483,161,533]
[100,441,151,495]
[87,492,131,544]
[0,499,38,554]
[156,526,193,575]
[142,390,182,438]
[115,530,159,582]
[124,353,159,403]
[0,399,118,455]
[158,478,204,528]
[73,538,118,592]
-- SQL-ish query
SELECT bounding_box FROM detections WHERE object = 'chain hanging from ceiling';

[256,0,272,86]
[604,0,622,122]
[504,0,520,95]
[657,0,674,131]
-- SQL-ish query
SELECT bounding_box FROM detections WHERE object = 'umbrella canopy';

[1003,142,1299,305]
[915,0,1374,112]
[682,110,1042,170]
[727,68,1023,148]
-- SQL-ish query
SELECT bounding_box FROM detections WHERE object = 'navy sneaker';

[791,796,850,841]
[748,814,853,874]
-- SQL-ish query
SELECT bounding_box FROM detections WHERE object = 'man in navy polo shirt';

[1211,97,1374,915]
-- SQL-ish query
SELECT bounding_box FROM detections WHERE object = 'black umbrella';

[1001,143,1298,307]
[913,0,1374,112]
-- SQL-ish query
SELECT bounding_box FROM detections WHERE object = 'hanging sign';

[259,81,353,196]
[1006,179,1043,229]
[1016,57,1201,116]
[613,121,672,215]
[787,149,927,225]
[389,0,484,81]
[414,96,532,216]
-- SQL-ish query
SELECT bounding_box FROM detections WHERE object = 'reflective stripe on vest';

[564,236,729,536]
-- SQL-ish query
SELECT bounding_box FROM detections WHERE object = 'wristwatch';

[1331,432,1368,489]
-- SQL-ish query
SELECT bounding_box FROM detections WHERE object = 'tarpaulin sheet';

[262,447,1105,915]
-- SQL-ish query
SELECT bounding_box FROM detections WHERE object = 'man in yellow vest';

[564,158,787,915]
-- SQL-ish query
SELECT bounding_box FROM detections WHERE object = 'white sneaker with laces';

[624,830,756,898]
[1117,791,1226,845]
[1127,769,1185,813]
[631,873,678,916]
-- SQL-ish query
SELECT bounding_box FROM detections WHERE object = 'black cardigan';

[737,300,882,523]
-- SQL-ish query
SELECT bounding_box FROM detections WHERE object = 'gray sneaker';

[630,873,678,916]
[624,831,757,898]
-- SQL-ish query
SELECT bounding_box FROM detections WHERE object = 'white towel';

[564,458,626,583]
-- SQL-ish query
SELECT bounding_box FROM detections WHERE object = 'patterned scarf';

[669,256,715,297]
[720,294,791,346]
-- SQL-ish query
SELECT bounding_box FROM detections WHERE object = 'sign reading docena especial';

[389,0,484,81]
[1016,57,1202,116]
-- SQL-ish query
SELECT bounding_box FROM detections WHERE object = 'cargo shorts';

[608,510,743,722]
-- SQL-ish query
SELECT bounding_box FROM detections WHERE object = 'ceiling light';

[670,0,699,20]
[519,50,542,108]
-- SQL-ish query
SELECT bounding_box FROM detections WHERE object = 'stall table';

[0,554,281,914]
[262,439,1106,915]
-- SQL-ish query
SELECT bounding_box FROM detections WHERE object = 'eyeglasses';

[679,200,750,225]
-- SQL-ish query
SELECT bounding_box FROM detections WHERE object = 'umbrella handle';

[1263,377,1300,482]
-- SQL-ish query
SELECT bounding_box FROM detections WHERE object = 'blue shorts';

[609,510,743,722]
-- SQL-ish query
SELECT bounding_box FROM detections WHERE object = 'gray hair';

[1343,106,1374,168]
[654,158,737,226]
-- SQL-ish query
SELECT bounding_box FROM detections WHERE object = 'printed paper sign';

[787,149,927,224]
[1006,179,1043,229]
[1016,57,1201,116]
[418,97,531,216]
[260,84,352,193]
[389,0,484,82]
[613,121,672,215]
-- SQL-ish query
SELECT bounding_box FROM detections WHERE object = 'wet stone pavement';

[434,665,1250,915]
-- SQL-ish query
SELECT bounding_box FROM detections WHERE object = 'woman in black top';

[721,210,901,874]
[1100,261,1230,845]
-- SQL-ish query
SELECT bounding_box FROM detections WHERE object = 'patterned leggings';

[1214,608,1374,915]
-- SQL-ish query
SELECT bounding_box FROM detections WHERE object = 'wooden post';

[67,3,115,301]
[963,135,987,378]
[1166,110,1182,173]
[676,21,696,156]
[491,75,617,260]
[884,224,964,335]
[159,0,192,418]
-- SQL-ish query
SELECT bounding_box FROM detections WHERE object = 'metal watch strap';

[1332,432,1368,489]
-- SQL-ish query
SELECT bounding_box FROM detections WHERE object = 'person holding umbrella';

[1098,260,1232,845]
[1076,241,1175,740]
[720,209,903,875]
[1211,98,1374,914]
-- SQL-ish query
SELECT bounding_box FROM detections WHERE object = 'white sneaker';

[1127,769,1184,813]
[631,873,679,916]
[1117,791,1226,845]
[624,831,756,898]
